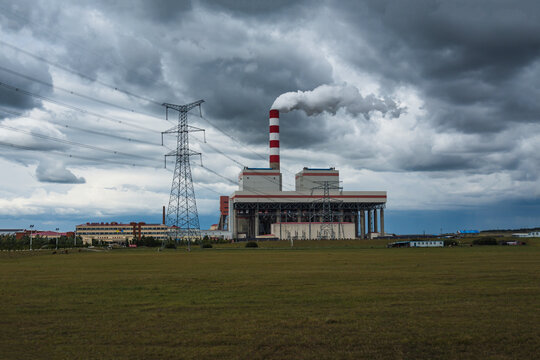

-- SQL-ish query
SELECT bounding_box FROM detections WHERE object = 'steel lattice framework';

[162,100,205,247]
[311,181,343,239]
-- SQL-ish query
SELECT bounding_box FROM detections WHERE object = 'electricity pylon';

[162,100,205,250]
[311,181,343,239]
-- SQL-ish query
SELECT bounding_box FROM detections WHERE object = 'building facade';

[76,222,168,244]
[228,167,386,240]
[222,109,388,241]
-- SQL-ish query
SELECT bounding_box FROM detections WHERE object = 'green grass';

[1,240,539,359]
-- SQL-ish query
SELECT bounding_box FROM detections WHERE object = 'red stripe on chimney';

[269,140,280,148]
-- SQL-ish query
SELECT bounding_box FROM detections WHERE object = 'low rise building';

[388,240,444,248]
[76,222,168,244]
[512,231,540,238]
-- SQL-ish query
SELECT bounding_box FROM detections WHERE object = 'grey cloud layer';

[1,0,539,186]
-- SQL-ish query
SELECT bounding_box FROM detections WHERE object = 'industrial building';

[227,109,387,240]
[76,222,169,244]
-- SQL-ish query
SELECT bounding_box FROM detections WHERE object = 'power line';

[0,9,299,181]
[198,163,288,205]
[0,124,160,162]
[1,44,296,180]
[0,64,170,124]
[193,113,298,180]
[0,138,288,205]
[0,38,162,106]
[0,105,288,191]
[193,113,265,161]
[0,140,163,169]
[0,107,161,147]
[0,139,232,195]
[0,80,162,134]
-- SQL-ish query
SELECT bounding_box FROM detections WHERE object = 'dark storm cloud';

[400,155,475,172]
[199,0,318,16]
[172,47,333,146]
[335,0,540,134]
[0,53,51,115]
[2,0,540,178]
[97,0,192,22]
[36,160,86,184]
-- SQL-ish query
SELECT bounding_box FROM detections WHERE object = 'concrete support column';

[354,212,358,239]
[254,206,259,237]
[309,209,312,240]
[339,210,344,239]
[380,208,385,236]
[279,205,282,240]
[297,209,302,223]
[374,209,378,234]
[360,210,365,239]
[233,208,238,239]
[367,210,372,236]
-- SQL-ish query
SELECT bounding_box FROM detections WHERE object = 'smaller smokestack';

[162,206,166,225]
[269,109,280,170]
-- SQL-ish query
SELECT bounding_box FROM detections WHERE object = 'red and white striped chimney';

[269,109,280,170]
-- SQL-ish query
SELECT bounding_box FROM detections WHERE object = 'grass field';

[1,240,539,359]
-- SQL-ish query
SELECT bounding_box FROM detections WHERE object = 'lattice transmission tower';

[311,180,343,239]
[162,100,205,248]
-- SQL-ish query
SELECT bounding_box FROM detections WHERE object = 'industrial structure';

[217,196,229,231]
[227,109,387,240]
[162,101,205,244]
[76,222,169,244]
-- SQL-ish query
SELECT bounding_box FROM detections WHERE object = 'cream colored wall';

[270,223,356,240]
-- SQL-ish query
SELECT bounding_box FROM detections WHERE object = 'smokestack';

[269,109,280,170]
[162,206,166,225]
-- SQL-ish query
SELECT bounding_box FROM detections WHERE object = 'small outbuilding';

[387,240,444,248]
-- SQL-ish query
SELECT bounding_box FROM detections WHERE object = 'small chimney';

[269,109,280,170]
[162,206,166,225]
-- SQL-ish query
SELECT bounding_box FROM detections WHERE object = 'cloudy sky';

[1,0,540,234]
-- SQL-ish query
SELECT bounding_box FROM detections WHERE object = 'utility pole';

[55,227,59,250]
[162,100,205,251]
[29,224,34,250]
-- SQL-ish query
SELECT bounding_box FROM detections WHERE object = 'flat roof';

[77,223,165,227]
[230,190,386,203]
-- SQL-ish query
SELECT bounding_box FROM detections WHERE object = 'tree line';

[0,234,83,250]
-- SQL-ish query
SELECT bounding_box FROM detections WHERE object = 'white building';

[512,231,540,238]
[409,240,444,247]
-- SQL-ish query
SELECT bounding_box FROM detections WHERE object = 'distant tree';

[472,237,498,246]
[444,239,459,247]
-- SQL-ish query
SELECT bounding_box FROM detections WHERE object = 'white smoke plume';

[271,83,404,119]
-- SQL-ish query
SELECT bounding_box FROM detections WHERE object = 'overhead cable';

[0,38,162,106]
[0,64,170,124]
[0,80,161,134]
[0,107,162,147]
[0,124,160,161]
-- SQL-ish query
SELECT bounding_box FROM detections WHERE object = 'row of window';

[76,227,167,231]
[78,232,168,235]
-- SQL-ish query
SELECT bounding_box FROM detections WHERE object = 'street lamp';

[29,224,34,251]
[55,228,59,250]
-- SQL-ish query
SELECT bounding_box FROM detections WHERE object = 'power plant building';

[227,110,387,240]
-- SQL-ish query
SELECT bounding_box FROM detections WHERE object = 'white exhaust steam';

[271,83,404,119]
